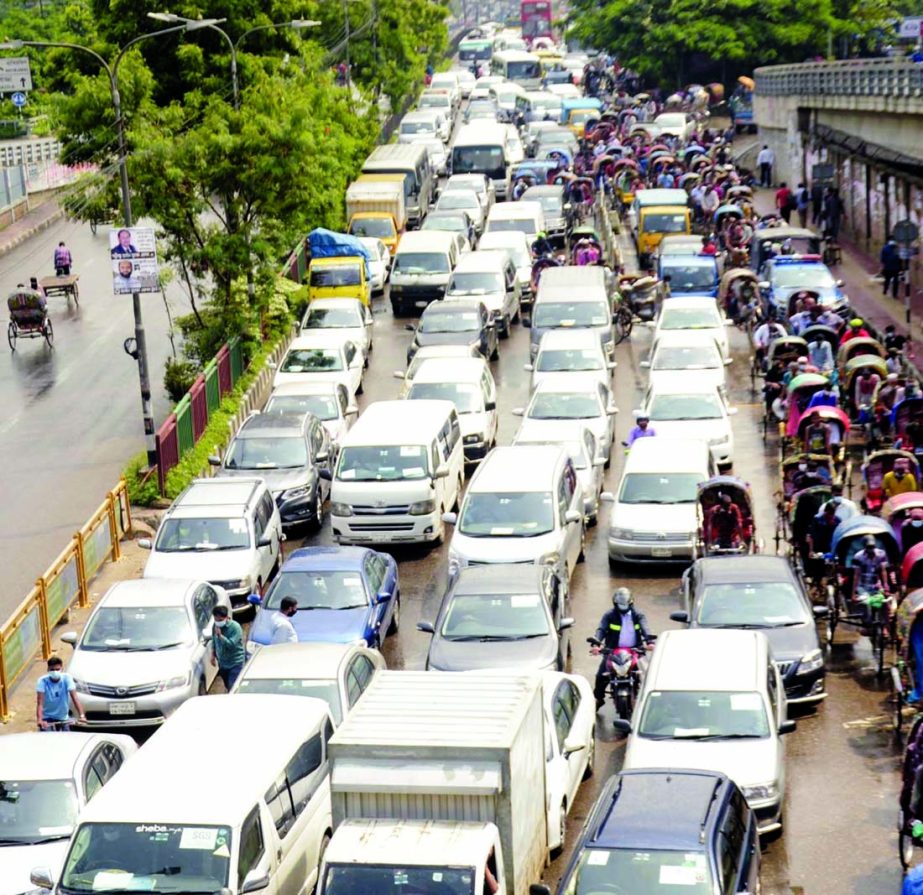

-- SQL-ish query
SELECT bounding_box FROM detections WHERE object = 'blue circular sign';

[11,92,26,108]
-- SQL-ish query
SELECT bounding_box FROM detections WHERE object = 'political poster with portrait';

[110,226,160,295]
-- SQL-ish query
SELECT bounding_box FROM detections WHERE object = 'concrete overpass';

[753,59,923,253]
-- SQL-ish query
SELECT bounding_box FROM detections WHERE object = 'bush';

[123,451,163,506]
[163,358,199,403]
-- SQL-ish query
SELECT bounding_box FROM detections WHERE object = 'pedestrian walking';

[822,188,844,239]
[775,182,794,223]
[881,237,903,299]
[35,656,86,731]
[795,182,810,229]
[210,605,246,691]
[756,145,774,187]
[268,596,299,645]
[53,241,72,276]
[810,183,824,225]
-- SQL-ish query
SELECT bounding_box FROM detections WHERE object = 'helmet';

[536,231,547,240]
[850,318,863,328]
[612,587,633,611]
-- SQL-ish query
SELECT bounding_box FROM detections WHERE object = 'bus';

[459,38,493,63]
[489,49,542,90]
[521,0,553,44]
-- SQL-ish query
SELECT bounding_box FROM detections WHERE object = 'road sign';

[0,57,33,92]
[899,16,923,39]
[10,92,26,109]
[893,219,919,245]
[812,163,835,186]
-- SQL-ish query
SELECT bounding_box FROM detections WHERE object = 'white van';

[447,250,521,336]
[34,695,333,895]
[389,230,459,317]
[445,444,585,580]
[450,123,511,200]
[478,230,533,303]
[328,400,465,546]
[603,437,715,563]
[484,200,544,240]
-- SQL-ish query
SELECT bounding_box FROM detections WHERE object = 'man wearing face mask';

[211,605,246,691]
[883,458,919,500]
[903,510,923,555]
[35,656,85,730]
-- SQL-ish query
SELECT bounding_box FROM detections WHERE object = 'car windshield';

[527,194,562,216]
[663,265,717,291]
[653,345,721,370]
[236,678,343,724]
[533,302,609,328]
[280,348,343,373]
[438,193,478,211]
[82,606,192,650]
[649,393,722,421]
[401,120,436,134]
[265,570,368,611]
[337,445,430,481]
[155,517,250,552]
[536,349,603,372]
[638,690,770,738]
[643,213,689,233]
[452,146,505,178]
[424,214,468,234]
[482,239,529,267]
[419,94,449,108]
[772,264,836,288]
[618,473,701,504]
[468,104,498,118]
[266,394,339,421]
[507,61,541,79]
[408,381,483,413]
[659,307,720,330]
[351,218,394,238]
[566,847,712,895]
[325,865,474,895]
[440,592,550,639]
[310,264,361,287]
[225,436,307,470]
[393,252,450,274]
[698,582,808,627]
[487,218,536,235]
[448,272,503,294]
[529,392,600,419]
[421,309,481,333]
[0,779,77,844]
[459,491,554,536]
[304,306,362,329]
[61,823,231,893]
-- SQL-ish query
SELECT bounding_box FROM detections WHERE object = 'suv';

[140,477,283,612]
[541,769,760,895]
[210,411,332,530]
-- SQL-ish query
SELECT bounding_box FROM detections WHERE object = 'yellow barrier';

[0,478,132,722]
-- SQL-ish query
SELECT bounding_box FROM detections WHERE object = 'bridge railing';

[755,59,923,98]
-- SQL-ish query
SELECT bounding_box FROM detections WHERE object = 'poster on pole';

[109,226,160,295]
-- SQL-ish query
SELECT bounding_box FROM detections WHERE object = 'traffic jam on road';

[9,17,923,895]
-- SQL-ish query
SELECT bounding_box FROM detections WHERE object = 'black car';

[537,768,759,895]
[417,563,571,671]
[406,299,499,364]
[672,555,827,707]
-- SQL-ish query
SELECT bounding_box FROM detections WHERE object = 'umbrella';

[738,76,755,90]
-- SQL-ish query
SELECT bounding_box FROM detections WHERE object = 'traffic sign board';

[10,92,26,108]
[893,219,919,245]
[0,57,32,92]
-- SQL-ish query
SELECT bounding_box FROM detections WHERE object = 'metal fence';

[0,480,132,721]
[755,59,923,99]
[154,336,245,494]
[0,164,27,213]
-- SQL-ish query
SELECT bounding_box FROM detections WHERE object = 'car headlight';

[463,434,483,445]
[73,678,90,694]
[330,502,353,516]
[155,673,191,693]
[742,783,779,802]
[281,486,310,501]
[797,649,824,675]
[409,499,436,515]
[611,528,633,540]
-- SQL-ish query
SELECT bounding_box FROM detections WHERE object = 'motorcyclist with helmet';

[531,231,555,259]
[590,588,654,709]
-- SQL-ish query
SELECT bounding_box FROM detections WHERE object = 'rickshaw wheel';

[825,585,839,645]
[891,664,905,743]
[7,321,16,351]
[43,317,54,347]
[900,810,915,870]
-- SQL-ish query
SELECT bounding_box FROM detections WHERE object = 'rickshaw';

[842,354,889,424]
[780,452,836,502]
[861,449,921,515]
[766,335,808,372]
[896,706,923,856]
[796,405,851,470]
[714,203,744,232]
[718,267,760,321]
[786,484,833,587]
[905,545,923,594]
[568,177,596,223]
[837,336,887,372]
[799,324,841,361]
[617,273,658,322]
[826,514,901,672]
[570,230,604,266]
[883,492,923,552]
[7,288,54,350]
[783,372,829,443]
[694,476,757,557]
[894,396,923,460]
[725,185,754,214]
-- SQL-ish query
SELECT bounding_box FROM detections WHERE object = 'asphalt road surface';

[0,217,180,612]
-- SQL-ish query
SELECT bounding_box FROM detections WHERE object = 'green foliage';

[163,358,199,403]
[123,450,163,505]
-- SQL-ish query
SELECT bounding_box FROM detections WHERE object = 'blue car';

[251,546,399,649]
[659,253,720,298]
[538,768,760,895]
[760,256,847,316]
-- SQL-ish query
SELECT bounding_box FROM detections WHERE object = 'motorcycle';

[588,636,652,722]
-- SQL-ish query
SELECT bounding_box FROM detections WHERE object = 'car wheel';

[311,489,325,532]
[577,527,586,563]
[551,802,567,858]
[583,732,595,780]
[490,338,499,361]
[388,595,401,635]
[500,315,511,339]
[316,834,331,894]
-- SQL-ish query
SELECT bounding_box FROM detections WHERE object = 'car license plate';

[651,547,672,558]
[109,702,136,715]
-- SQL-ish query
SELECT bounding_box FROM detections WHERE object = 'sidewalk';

[0,197,64,258]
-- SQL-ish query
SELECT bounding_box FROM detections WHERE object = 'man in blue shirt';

[624,414,656,446]
[35,657,85,730]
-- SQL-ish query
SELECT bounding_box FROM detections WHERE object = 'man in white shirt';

[268,596,299,644]
[757,145,774,187]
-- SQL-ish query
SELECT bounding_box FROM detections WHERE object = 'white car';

[653,296,731,358]
[642,330,732,393]
[653,111,693,140]
[1,732,137,895]
[525,329,615,393]
[357,236,391,292]
[301,297,373,361]
[504,124,525,165]
[428,73,461,110]
[61,579,231,727]
[478,230,533,298]
[436,189,486,235]
[392,345,485,397]
[399,109,447,144]
[546,82,581,99]
[272,333,365,399]
[231,641,385,725]
[512,375,617,465]
[445,173,495,212]
[419,89,456,129]
[264,380,357,447]
[640,376,737,467]
[454,68,476,98]
[418,136,448,176]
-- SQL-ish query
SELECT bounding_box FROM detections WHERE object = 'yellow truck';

[307,256,371,305]
[635,205,692,269]
[346,177,407,254]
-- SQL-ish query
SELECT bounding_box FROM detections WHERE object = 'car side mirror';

[564,509,582,524]
[393,370,406,380]
[612,718,632,735]
[728,407,738,415]
[607,361,617,370]
[346,403,359,416]
[522,317,531,328]
[523,363,533,372]
[593,457,605,468]
[724,357,733,365]
[559,616,574,630]
[758,281,769,290]
[562,736,585,756]
[241,870,271,894]
[600,491,615,503]
[639,360,650,368]
[30,869,54,891]
[376,590,391,604]
[138,538,152,550]
[512,407,524,416]
[669,610,689,624]
[208,454,221,467]
[779,719,796,735]
[257,536,273,548]
[836,279,844,287]
[319,467,333,481]
[485,400,496,411]
[607,404,619,415]
[416,620,436,634]
[442,511,458,524]
[405,324,416,332]
[316,451,329,463]
[266,360,277,370]
[61,631,78,646]
[434,465,450,479]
